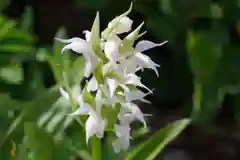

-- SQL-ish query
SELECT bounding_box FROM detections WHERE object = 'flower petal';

[104,40,119,66]
[125,89,153,103]
[118,107,135,125]
[59,87,69,100]
[125,73,152,92]
[125,103,147,128]
[134,52,160,77]
[112,137,130,153]
[106,78,118,97]
[125,90,146,102]
[69,103,91,116]
[113,16,133,34]
[101,84,119,104]
[84,60,93,78]
[135,40,168,53]
[83,30,91,42]
[55,37,81,43]
[88,76,98,91]
[85,110,106,143]
[115,124,131,137]
[59,38,89,54]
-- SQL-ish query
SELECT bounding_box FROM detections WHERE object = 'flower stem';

[92,136,102,160]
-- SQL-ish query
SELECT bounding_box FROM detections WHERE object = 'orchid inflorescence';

[56,3,167,153]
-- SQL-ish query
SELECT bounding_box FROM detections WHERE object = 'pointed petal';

[59,38,89,55]
[135,40,168,53]
[125,90,146,102]
[134,52,160,77]
[104,40,119,66]
[55,37,82,44]
[84,60,93,78]
[69,104,91,116]
[106,78,118,97]
[59,88,69,100]
[85,115,96,144]
[83,30,91,42]
[141,98,151,104]
[125,74,152,92]
[126,103,147,128]
[88,76,98,91]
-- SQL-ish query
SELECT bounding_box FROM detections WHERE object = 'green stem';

[92,136,102,160]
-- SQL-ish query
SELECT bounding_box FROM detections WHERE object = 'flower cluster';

[57,4,167,153]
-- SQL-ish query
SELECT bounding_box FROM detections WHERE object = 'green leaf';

[24,122,54,160]
[5,30,35,44]
[0,44,35,53]
[90,12,107,61]
[125,119,190,160]
[0,18,16,43]
[0,64,23,84]
[119,22,144,54]
[71,56,85,84]
[91,12,101,52]
[187,31,222,85]
[49,27,68,83]
[190,84,225,124]
[18,143,30,160]
[20,6,34,32]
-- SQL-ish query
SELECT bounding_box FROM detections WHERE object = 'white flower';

[87,76,98,92]
[85,110,107,143]
[117,40,168,76]
[59,87,81,104]
[57,9,167,153]
[135,40,168,53]
[105,78,118,97]
[56,36,100,78]
[119,102,148,128]
[109,16,133,34]
[123,73,152,93]
[83,30,91,43]
[56,38,90,58]
[112,124,131,153]
[59,87,91,115]
[100,84,119,104]
[112,136,130,153]
[104,40,119,68]
[122,89,151,104]
[60,87,107,143]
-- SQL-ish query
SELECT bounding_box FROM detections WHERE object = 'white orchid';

[87,76,98,92]
[108,16,133,34]
[57,5,167,154]
[56,32,100,78]
[85,109,107,143]
[112,124,131,153]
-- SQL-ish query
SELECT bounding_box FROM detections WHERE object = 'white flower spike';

[57,6,167,153]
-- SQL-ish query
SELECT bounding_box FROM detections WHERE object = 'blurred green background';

[0,0,240,159]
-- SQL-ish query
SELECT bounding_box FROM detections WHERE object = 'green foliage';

[125,119,190,160]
